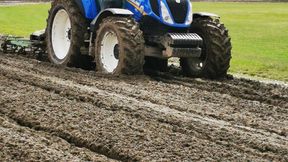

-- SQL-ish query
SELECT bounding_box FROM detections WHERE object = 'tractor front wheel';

[46,0,87,66]
[95,17,145,75]
[180,17,232,79]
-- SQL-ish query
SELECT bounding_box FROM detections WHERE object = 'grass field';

[0,3,287,81]
[0,4,48,36]
[193,3,288,82]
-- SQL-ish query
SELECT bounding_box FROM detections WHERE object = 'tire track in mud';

[0,75,252,160]
[0,74,140,162]
[0,75,278,162]
[3,54,288,107]
[1,55,287,137]
[0,114,118,162]
[1,55,288,141]
[0,55,287,161]
[151,72,288,108]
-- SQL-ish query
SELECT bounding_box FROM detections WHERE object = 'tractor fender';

[90,9,133,32]
[193,12,220,19]
[74,0,99,19]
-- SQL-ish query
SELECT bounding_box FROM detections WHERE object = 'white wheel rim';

[100,31,119,73]
[52,9,71,60]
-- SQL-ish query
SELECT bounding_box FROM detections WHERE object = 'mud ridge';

[150,71,288,108]
[1,54,288,161]
[0,55,287,138]
[0,111,129,162]
[0,113,119,162]
[0,64,287,160]
[0,56,287,136]
[0,77,133,161]
[2,54,288,108]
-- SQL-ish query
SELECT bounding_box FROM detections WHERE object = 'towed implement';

[1,0,232,79]
[0,31,46,59]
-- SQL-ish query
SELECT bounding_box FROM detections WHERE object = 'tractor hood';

[149,0,193,27]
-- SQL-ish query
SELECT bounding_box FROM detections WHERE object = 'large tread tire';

[180,17,232,79]
[46,0,87,66]
[95,17,145,75]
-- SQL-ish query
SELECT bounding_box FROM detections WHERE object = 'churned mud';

[0,115,118,162]
[0,53,287,161]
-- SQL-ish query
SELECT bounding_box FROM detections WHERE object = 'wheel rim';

[189,34,207,72]
[52,9,71,60]
[100,31,119,73]
[189,58,205,71]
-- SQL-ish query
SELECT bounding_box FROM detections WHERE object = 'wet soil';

[0,53,287,161]
[0,115,117,162]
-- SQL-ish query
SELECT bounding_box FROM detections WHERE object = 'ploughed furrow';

[1,54,287,138]
[0,56,287,161]
[0,114,118,162]
[151,72,288,108]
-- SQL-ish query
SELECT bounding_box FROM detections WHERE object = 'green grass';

[193,3,288,81]
[0,4,49,36]
[0,3,287,81]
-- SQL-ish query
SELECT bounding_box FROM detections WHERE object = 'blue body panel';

[80,0,191,28]
[81,0,98,19]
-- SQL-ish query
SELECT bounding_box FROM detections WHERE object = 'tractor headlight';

[185,2,193,25]
[160,1,174,25]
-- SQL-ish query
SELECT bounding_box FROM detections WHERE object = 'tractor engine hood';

[149,0,193,27]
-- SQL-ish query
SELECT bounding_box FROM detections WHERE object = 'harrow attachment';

[0,30,46,59]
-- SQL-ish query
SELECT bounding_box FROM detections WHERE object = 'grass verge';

[0,4,49,36]
[193,2,288,81]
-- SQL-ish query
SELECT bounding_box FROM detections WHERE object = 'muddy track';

[0,54,287,161]
[0,114,118,162]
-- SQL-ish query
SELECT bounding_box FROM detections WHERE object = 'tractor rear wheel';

[95,17,145,75]
[180,17,232,79]
[46,0,87,66]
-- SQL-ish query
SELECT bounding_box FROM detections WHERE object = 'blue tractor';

[46,0,232,78]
